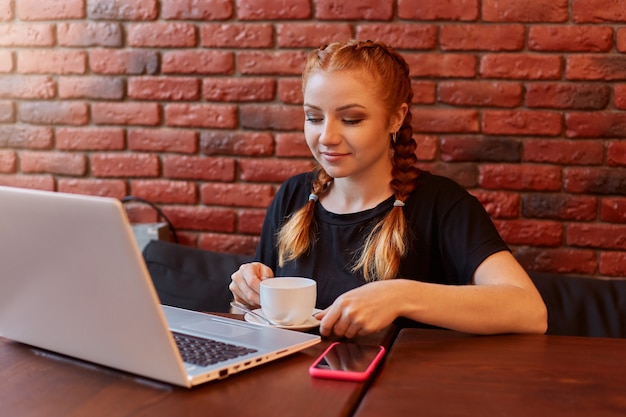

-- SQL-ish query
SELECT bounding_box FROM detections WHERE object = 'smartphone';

[309,342,385,382]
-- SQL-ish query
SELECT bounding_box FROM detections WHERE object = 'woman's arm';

[317,251,548,338]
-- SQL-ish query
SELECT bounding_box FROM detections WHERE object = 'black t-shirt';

[256,170,509,309]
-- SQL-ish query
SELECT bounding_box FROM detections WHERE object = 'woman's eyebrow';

[303,103,366,111]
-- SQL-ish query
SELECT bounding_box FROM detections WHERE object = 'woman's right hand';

[229,262,274,308]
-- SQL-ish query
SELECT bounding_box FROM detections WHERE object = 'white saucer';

[244,308,322,331]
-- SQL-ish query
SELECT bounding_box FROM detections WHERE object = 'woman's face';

[303,69,398,182]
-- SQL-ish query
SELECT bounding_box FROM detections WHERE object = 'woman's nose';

[319,120,340,144]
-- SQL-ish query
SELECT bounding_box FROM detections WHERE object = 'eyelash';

[305,117,363,125]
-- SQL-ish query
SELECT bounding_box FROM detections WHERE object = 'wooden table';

[0,318,396,417]
[354,328,626,417]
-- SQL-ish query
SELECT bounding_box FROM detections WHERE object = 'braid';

[277,169,332,267]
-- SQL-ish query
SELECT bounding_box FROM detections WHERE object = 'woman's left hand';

[316,281,402,338]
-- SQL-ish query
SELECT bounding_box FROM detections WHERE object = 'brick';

[162,206,236,232]
[0,150,17,173]
[237,0,311,20]
[128,77,200,101]
[19,101,88,126]
[564,167,626,195]
[18,50,86,75]
[128,23,197,48]
[411,109,479,134]
[123,203,160,223]
[600,252,626,277]
[92,102,161,126]
[128,128,198,153]
[200,131,274,156]
[199,232,258,255]
[58,22,123,47]
[240,105,303,130]
[494,219,563,246]
[17,0,84,20]
[522,193,597,221]
[0,0,12,20]
[601,197,626,223]
[89,49,158,75]
[479,164,562,191]
[277,78,302,104]
[162,50,234,74]
[200,183,275,207]
[0,101,14,122]
[440,136,521,162]
[237,209,267,234]
[277,23,352,48]
[0,175,55,191]
[480,54,561,79]
[164,104,237,128]
[471,190,519,218]
[203,77,275,102]
[567,223,626,250]
[482,110,562,136]
[524,139,603,165]
[58,76,124,100]
[525,83,610,110]
[56,127,125,151]
[239,159,315,182]
[411,81,436,104]
[618,28,626,53]
[91,153,159,178]
[398,0,478,21]
[355,24,437,50]
[201,23,273,48]
[615,84,626,109]
[0,50,13,72]
[566,55,626,81]
[175,233,198,248]
[441,24,524,51]
[87,0,158,20]
[565,112,626,138]
[20,151,86,176]
[513,247,598,275]
[315,0,392,20]
[416,162,478,188]
[529,26,613,52]
[0,126,52,149]
[162,0,233,20]
[162,155,236,181]
[57,178,127,198]
[0,24,54,47]
[237,51,308,75]
[275,133,311,157]
[404,53,476,78]
[572,0,626,23]
[438,81,522,107]
[414,135,438,161]
[130,180,197,204]
[608,140,626,166]
[483,0,568,22]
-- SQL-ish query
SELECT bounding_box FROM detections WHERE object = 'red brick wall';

[0,0,625,278]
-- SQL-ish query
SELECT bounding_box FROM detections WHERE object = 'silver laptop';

[0,186,320,388]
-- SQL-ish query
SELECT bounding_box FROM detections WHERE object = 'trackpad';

[182,319,254,338]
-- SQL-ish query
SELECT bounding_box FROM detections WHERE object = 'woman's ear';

[390,103,409,133]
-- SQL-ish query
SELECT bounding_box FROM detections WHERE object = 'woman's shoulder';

[414,170,470,198]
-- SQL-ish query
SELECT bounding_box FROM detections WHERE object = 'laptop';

[0,185,320,388]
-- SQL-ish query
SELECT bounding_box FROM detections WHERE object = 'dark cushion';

[142,240,253,313]
[530,272,626,338]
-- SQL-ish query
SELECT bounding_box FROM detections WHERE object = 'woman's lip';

[321,152,349,162]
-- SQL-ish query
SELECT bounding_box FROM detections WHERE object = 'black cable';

[120,196,179,243]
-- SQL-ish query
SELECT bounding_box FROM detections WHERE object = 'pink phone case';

[309,342,386,382]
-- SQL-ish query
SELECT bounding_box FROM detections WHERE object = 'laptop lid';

[0,186,320,387]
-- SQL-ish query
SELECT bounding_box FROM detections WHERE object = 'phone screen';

[313,343,383,373]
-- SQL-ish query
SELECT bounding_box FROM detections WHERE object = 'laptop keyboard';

[172,332,258,367]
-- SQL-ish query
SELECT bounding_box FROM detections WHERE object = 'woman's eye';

[343,119,363,125]
[305,116,322,124]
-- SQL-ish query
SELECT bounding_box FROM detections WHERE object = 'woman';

[230,40,547,338]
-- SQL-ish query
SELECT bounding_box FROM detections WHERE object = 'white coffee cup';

[260,277,317,326]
